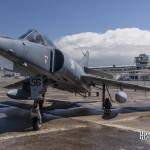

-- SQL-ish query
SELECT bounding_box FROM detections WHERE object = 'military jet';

[0,29,150,130]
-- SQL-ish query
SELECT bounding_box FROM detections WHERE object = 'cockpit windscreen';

[19,29,56,47]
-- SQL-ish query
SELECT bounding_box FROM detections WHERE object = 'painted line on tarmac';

[0,96,7,98]
[73,117,143,133]
[0,124,87,141]
[0,91,6,94]
[104,116,139,123]
[99,122,142,133]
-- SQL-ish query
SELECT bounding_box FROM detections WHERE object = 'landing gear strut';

[31,99,42,130]
[102,84,106,109]
[101,84,112,117]
[30,76,47,130]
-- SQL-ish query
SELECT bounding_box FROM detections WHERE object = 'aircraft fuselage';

[0,36,89,93]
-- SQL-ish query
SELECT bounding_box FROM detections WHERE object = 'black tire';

[39,100,44,114]
[32,117,41,131]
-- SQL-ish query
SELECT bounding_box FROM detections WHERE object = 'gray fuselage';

[0,35,89,93]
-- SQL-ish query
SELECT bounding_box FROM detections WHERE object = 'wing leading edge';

[84,67,113,79]
[81,75,150,91]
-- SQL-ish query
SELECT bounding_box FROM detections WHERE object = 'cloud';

[55,28,150,66]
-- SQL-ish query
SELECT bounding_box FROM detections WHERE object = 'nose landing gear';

[30,76,47,130]
[31,99,42,130]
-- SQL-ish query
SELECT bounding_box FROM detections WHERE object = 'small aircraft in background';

[0,29,149,130]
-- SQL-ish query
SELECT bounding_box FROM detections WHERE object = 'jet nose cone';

[0,36,15,54]
[0,37,8,51]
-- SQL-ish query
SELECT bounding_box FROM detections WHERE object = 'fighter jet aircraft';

[0,29,150,130]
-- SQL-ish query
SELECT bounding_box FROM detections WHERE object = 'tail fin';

[79,50,89,68]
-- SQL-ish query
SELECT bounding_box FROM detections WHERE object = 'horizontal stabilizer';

[79,51,89,68]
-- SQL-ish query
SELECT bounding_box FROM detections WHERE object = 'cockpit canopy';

[19,29,56,47]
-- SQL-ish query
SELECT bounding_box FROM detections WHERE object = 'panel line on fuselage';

[50,51,53,72]
[52,49,55,72]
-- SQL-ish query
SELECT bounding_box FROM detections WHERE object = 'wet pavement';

[0,78,150,149]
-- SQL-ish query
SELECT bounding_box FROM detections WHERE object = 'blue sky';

[0,0,150,40]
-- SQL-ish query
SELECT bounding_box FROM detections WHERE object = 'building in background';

[135,54,149,69]
[92,54,150,81]
[0,67,20,78]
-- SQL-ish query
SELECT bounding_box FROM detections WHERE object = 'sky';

[0,0,150,39]
[1,0,150,68]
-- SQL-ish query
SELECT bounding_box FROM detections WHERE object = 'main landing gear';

[30,76,47,130]
[101,84,113,118]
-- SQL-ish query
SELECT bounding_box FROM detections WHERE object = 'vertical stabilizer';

[79,50,89,68]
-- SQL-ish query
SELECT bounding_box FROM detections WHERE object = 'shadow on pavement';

[0,99,150,134]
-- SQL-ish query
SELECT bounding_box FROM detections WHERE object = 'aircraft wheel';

[39,100,44,114]
[32,117,41,130]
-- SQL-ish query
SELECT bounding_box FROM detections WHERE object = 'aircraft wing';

[4,78,29,89]
[84,67,113,79]
[81,75,150,91]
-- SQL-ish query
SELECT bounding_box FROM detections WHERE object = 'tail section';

[79,50,89,68]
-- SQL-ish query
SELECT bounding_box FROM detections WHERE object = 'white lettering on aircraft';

[44,55,49,64]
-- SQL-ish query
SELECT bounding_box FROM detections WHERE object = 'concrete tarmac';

[0,78,150,150]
